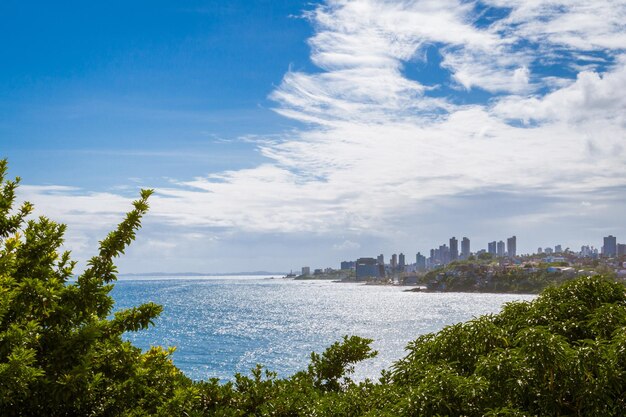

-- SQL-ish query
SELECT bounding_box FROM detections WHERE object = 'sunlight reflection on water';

[111,277,535,381]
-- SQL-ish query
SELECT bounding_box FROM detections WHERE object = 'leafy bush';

[0,160,189,415]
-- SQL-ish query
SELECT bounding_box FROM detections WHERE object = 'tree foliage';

[0,160,187,415]
[3,159,626,416]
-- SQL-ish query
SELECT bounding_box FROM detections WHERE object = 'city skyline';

[2,1,626,272]
[331,233,623,274]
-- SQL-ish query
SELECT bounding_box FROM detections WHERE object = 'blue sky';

[2,1,316,188]
[2,0,626,272]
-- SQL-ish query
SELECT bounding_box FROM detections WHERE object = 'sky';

[2,0,626,273]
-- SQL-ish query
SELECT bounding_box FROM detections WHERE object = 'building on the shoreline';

[391,254,398,270]
[488,241,496,256]
[356,257,381,280]
[301,266,310,276]
[340,261,355,270]
[398,253,406,271]
[416,252,426,271]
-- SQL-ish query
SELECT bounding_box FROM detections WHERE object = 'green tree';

[0,160,190,416]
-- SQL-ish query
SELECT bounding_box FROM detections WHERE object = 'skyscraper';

[461,237,470,259]
[555,245,562,253]
[391,254,398,270]
[416,252,426,270]
[398,253,406,271]
[497,241,505,257]
[449,237,458,261]
[488,241,497,255]
[377,254,384,265]
[603,235,617,257]
[507,236,517,257]
[439,244,450,264]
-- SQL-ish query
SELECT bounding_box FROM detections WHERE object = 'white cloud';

[16,0,626,269]
[492,60,626,124]
[332,240,361,251]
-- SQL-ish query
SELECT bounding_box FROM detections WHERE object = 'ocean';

[111,276,535,382]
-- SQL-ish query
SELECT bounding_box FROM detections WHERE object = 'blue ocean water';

[111,276,535,382]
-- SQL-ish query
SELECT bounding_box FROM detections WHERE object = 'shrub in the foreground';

[0,160,190,415]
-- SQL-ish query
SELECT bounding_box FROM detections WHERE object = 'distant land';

[118,271,288,277]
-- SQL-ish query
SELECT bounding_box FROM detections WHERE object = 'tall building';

[439,244,450,264]
[488,241,497,255]
[497,241,505,257]
[391,254,398,270]
[301,267,310,276]
[555,245,562,253]
[461,237,470,259]
[355,258,380,280]
[507,236,517,257]
[377,254,384,265]
[537,247,543,254]
[416,252,426,271]
[449,237,458,261]
[581,245,592,257]
[603,235,617,257]
[398,253,406,271]
[618,244,626,257]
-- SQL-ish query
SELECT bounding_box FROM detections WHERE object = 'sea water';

[111,276,535,382]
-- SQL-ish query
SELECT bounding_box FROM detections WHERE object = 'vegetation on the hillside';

[3,159,626,416]
[420,260,580,293]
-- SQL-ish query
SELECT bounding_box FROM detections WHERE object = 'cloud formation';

[19,0,626,268]
[148,0,626,230]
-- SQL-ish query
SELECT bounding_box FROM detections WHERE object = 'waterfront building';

[377,254,384,265]
[356,257,380,280]
[603,235,617,257]
[537,247,543,254]
[301,266,310,276]
[545,247,554,255]
[488,241,497,255]
[450,237,458,261]
[555,244,562,253]
[461,237,470,259]
[416,252,426,271]
[618,244,626,257]
[340,261,355,270]
[391,254,398,270]
[507,236,517,258]
[398,253,406,271]
[497,241,505,258]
